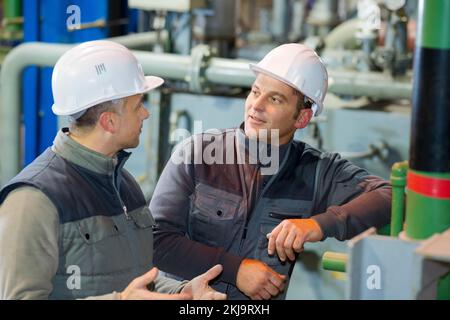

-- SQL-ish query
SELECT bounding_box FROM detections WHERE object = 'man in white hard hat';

[0,40,226,300]
[149,43,392,300]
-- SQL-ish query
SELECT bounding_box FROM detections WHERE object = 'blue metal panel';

[37,0,110,154]
[23,0,40,165]
[37,68,56,153]
[23,0,128,162]
[127,8,139,34]
[39,0,109,43]
[73,0,108,42]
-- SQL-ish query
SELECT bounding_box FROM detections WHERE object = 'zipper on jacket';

[122,205,131,220]
[113,182,130,220]
[238,143,292,244]
[112,160,131,221]
[241,164,260,240]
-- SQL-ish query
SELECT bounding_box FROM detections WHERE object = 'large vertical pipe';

[407,0,450,239]
[406,0,450,299]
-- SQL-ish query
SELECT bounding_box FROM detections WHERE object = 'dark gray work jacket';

[151,126,391,300]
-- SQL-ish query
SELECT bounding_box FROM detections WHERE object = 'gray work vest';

[0,148,154,299]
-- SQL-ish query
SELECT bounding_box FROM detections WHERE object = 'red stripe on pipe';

[407,171,450,199]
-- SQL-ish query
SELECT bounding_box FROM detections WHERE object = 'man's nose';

[142,105,150,119]
[252,96,266,112]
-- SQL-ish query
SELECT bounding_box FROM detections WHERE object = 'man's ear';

[294,108,313,129]
[98,112,117,134]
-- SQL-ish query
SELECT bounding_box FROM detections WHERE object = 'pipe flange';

[187,44,215,93]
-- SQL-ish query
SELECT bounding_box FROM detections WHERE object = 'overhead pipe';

[205,57,256,87]
[206,58,413,99]
[327,70,412,100]
[323,18,361,50]
[106,30,168,49]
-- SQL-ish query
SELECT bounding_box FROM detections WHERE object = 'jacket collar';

[51,127,131,176]
[235,122,291,169]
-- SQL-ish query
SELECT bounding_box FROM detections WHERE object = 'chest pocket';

[253,199,314,278]
[63,215,134,276]
[263,199,314,223]
[189,184,242,249]
[129,207,155,267]
[130,206,156,229]
[77,215,121,244]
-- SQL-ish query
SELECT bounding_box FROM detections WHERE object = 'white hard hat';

[249,43,328,116]
[51,40,164,117]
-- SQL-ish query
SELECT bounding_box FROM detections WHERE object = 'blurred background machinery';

[0,0,448,299]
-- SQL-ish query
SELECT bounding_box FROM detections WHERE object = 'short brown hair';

[292,89,306,119]
[69,98,125,130]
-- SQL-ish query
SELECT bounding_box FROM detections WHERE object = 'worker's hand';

[181,264,227,300]
[267,218,323,262]
[236,258,286,300]
[119,267,191,300]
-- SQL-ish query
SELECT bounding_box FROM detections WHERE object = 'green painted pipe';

[390,161,408,237]
[418,0,450,50]
[408,0,450,300]
[322,252,347,273]
[437,272,450,300]
[3,0,22,35]
[377,223,390,236]
[406,171,450,239]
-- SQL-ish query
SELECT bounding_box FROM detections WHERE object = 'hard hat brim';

[52,75,164,116]
[143,75,164,93]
